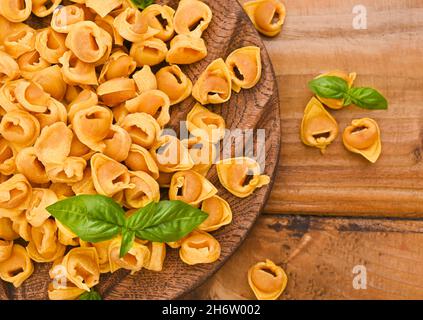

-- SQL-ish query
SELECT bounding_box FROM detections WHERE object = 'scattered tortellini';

[248,259,287,300]
[0,0,270,299]
[243,0,286,37]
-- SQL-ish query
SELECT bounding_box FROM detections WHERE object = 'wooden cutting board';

[1,0,280,300]
[257,0,423,217]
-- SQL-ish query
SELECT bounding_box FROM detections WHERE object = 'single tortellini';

[248,259,287,300]
[0,0,32,22]
[179,231,220,265]
[31,65,67,101]
[72,105,113,152]
[0,110,41,149]
[91,153,135,197]
[32,0,62,17]
[51,4,85,33]
[26,219,66,263]
[300,97,339,152]
[67,89,98,122]
[133,65,157,93]
[34,122,73,165]
[183,136,217,176]
[35,28,67,64]
[243,0,286,37]
[343,118,382,163]
[0,217,19,240]
[15,147,48,184]
[14,80,50,113]
[46,157,86,184]
[198,195,232,232]
[97,77,137,106]
[125,90,171,127]
[186,103,225,143]
[0,240,13,262]
[120,113,161,149]
[59,51,98,86]
[130,38,168,67]
[3,26,36,59]
[25,188,58,227]
[192,58,232,104]
[108,237,150,274]
[156,65,192,105]
[66,21,112,65]
[99,50,137,84]
[86,0,123,18]
[150,135,194,173]
[0,50,20,83]
[81,240,112,273]
[113,7,159,43]
[169,170,217,206]
[141,4,175,41]
[166,34,207,65]
[36,99,67,131]
[0,174,32,211]
[145,242,166,272]
[124,170,160,209]
[0,244,33,288]
[17,50,50,79]
[174,0,212,37]
[226,46,262,92]
[56,218,79,246]
[124,144,159,180]
[216,157,270,198]
[101,125,131,162]
[62,247,100,291]
[0,138,16,176]
[314,70,357,110]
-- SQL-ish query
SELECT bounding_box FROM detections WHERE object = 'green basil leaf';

[46,195,125,243]
[308,76,349,99]
[347,87,388,110]
[126,200,208,242]
[79,290,102,300]
[120,228,135,258]
[130,0,154,9]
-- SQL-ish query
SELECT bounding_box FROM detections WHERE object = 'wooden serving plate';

[0,0,281,300]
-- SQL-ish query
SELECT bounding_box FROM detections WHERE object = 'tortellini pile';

[0,0,270,299]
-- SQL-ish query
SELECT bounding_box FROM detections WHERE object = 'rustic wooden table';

[185,0,423,299]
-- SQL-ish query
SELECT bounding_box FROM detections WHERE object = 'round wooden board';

[1,0,281,300]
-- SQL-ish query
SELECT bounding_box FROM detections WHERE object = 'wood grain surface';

[186,215,423,299]
[257,0,423,216]
[3,0,281,300]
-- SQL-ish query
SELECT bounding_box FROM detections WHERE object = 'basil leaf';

[79,290,102,300]
[347,87,388,110]
[46,195,125,243]
[120,228,135,258]
[126,201,208,242]
[308,76,349,99]
[131,0,154,9]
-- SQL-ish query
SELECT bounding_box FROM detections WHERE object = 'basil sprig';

[79,290,102,300]
[130,0,154,9]
[78,289,103,300]
[47,195,208,258]
[308,76,388,110]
